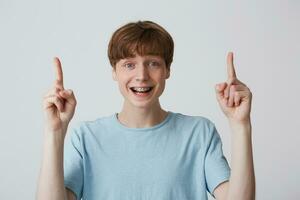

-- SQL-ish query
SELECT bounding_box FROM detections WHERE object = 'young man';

[37,21,255,200]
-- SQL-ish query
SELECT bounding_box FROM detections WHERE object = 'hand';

[215,52,252,124]
[43,57,77,134]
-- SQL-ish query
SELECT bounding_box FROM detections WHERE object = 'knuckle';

[43,95,52,101]
[55,90,61,96]
[45,89,56,97]
[54,87,60,92]
[54,96,61,103]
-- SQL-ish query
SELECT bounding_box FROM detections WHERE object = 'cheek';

[154,76,166,92]
[117,76,131,91]
[156,73,167,85]
[116,81,128,98]
[159,81,166,92]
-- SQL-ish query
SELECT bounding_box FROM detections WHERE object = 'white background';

[0,0,299,199]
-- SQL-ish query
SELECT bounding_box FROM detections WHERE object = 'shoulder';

[68,114,115,138]
[171,111,216,129]
[170,112,219,143]
[170,112,216,137]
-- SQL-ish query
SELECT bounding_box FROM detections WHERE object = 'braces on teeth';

[131,87,152,92]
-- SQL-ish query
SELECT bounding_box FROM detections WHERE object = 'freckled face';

[112,54,170,108]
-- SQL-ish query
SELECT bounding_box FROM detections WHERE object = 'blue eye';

[124,63,134,69]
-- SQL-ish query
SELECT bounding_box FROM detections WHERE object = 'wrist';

[228,118,252,136]
[44,127,67,142]
[228,117,251,127]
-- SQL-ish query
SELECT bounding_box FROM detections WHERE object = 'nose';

[135,65,149,82]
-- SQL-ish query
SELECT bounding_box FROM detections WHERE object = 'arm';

[36,57,77,200]
[36,130,70,200]
[214,52,255,200]
[36,130,77,200]
[214,120,255,200]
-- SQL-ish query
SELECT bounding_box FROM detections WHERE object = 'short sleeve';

[64,125,84,200]
[204,124,231,197]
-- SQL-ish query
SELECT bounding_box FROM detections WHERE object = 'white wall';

[0,0,299,199]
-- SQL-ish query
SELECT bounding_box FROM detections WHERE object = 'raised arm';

[36,57,77,200]
[214,52,255,200]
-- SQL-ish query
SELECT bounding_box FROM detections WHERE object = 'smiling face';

[112,54,170,109]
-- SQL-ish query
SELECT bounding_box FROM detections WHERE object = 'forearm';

[226,120,255,200]
[36,130,67,200]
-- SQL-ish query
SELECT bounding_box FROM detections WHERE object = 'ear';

[112,67,117,81]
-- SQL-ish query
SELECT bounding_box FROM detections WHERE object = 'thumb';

[215,82,227,92]
[215,82,227,101]
[59,89,76,105]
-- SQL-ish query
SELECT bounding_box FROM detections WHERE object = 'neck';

[117,101,168,128]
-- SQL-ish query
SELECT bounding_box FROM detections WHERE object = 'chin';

[129,99,156,109]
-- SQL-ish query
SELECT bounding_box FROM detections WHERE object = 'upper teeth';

[132,87,151,92]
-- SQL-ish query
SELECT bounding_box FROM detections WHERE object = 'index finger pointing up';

[53,57,64,89]
[227,52,237,79]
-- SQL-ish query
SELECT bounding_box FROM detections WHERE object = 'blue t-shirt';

[64,111,230,200]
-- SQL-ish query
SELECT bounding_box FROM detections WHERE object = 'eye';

[123,62,135,69]
[148,61,160,68]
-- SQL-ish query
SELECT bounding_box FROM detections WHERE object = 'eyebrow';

[144,55,162,59]
[121,58,135,63]
[123,56,161,61]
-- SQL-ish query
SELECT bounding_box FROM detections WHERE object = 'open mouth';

[130,87,154,94]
